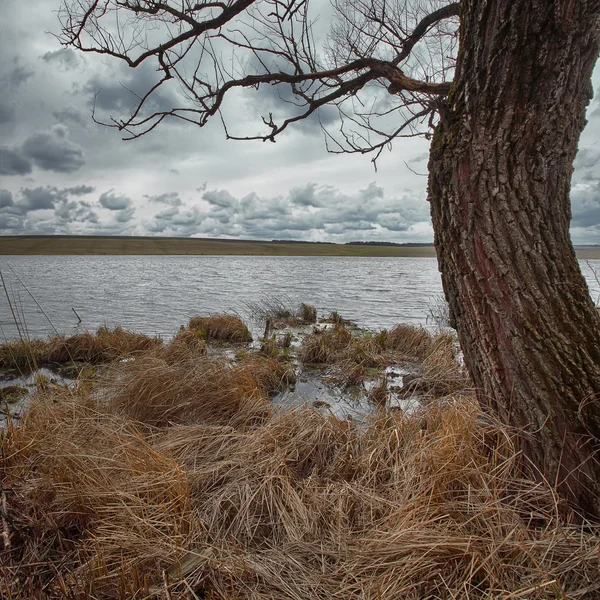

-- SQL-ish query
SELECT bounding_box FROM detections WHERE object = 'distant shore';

[1,235,598,258]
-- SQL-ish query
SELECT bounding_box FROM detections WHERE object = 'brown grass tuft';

[384,323,433,358]
[1,389,195,599]
[0,326,161,370]
[299,325,353,364]
[188,314,252,342]
[400,332,471,397]
[162,327,207,364]
[239,352,296,394]
[104,354,270,428]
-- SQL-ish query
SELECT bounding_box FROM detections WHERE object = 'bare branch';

[58,0,460,154]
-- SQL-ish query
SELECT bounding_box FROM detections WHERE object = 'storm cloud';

[21,125,85,173]
[0,0,599,245]
[99,191,132,211]
[0,146,32,175]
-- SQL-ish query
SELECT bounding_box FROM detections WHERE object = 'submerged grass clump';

[188,314,252,342]
[248,297,318,327]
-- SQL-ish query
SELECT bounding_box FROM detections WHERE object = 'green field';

[1,235,598,258]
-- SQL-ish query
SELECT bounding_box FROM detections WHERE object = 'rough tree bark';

[428,0,600,520]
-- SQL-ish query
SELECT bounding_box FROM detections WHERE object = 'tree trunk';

[428,0,600,520]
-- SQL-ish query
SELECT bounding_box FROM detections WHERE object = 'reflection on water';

[0,255,599,341]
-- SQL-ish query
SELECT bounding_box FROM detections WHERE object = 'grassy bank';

[2,235,433,257]
[1,311,599,599]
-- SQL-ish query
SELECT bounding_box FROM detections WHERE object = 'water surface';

[1,255,598,340]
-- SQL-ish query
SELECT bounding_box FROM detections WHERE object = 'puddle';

[273,371,370,420]
[0,367,74,426]
[274,363,423,419]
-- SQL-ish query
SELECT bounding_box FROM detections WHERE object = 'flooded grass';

[1,312,598,599]
[0,326,161,371]
[188,314,253,342]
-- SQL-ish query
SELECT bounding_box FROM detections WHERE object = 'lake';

[1,255,599,340]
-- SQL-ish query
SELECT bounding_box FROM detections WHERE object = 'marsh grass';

[188,314,252,342]
[383,323,433,358]
[0,326,161,371]
[247,297,318,327]
[299,324,465,397]
[2,366,598,599]
[399,332,470,397]
[161,327,207,364]
[1,319,598,599]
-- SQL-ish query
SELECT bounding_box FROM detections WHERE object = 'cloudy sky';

[1,0,599,244]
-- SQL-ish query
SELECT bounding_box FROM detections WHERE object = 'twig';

[162,570,173,600]
[1,491,10,550]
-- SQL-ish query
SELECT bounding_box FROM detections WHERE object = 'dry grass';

[0,326,161,370]
[1,389,195,599]
[400,332,471,397]
[299,325,355,364]
[248,298,318,327]
[383,323,433,358]
[161,327,207,364]
[2,371,598,599]
[300,325,470,397]
[103,354,270,429]
[188,314,252,343]
[1,325,597,599]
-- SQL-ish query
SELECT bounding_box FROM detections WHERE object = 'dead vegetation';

[188,314,252,342]
[0,326,161,371]
[300,323,468,397]
[247,297,318,327]
[1,316,597,599]
[2,367,598,599]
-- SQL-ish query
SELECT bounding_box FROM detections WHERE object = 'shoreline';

[2,235,599,258]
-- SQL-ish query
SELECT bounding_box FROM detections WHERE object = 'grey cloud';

[99,190,132,210]
[203,189,237,208]
[115,207,136,223]
[53,106,89,128]
[570,182,600,228]
[0,146,32,175]
[146,183,431,241]
[155,205,180,219]
[0,212,24,231]
[0,189,14,207]
[66,185,95,196]
[55,198,100,224]
[290,183,327,207]
[82,62,177,115]
[147,192,182,206]
[21,125,85,172]
[408,152,429,164]
[20,187,61,211]
[5,65,34,88]
[574,148,600,171]
[0,100,15,124]
[248,82,339,134]
[8,186,97,217]
[42,48,81,70]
